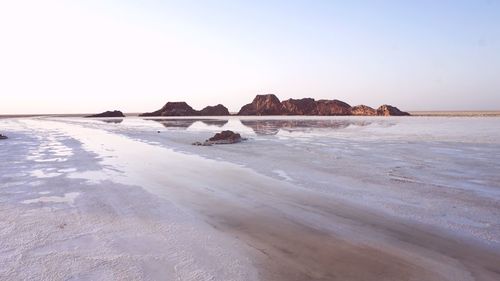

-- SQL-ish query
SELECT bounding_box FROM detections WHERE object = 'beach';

[1,116,499,280]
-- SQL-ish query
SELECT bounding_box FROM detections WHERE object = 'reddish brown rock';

[199,104,230,116]
[85,110,125,118]
[238,95,353,116]
[237,94,284,115]
[376,105,410,116]
[140,102,198,116]
[281,98,317,115]
[208,130,242,143]
[351,105,377,116]
[312,99,352,115]
[193,130,244,145]
[141,96,410,117]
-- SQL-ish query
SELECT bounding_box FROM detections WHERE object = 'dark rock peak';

[199,104,230,116]
[140,102,197,117]
[238,94,283,115]
[313,99,352,115]
[281,98,317,115]
[141,102,229,117]
[161,102,197,116]
[208,130,242,142]
[85,110,125,118]
[351,105,377,116]
[192,130,244,146]
[377,105,410,116]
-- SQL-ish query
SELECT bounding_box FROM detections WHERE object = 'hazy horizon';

[1,0,499,114]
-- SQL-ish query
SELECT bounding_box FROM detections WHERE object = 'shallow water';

[1,116,500,280]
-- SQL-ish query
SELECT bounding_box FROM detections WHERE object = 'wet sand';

[36,118,500,281]
[3,117,500,280]
[156,172,500,281]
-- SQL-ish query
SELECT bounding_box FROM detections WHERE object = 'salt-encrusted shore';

[1,116,499,280]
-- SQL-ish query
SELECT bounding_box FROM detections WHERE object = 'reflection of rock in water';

[240,120,280,135]
[147,119,197,129]
[201,120,229,127]
[100,119,123,124]
[240,120,374,135]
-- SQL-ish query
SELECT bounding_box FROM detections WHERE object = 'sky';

[0,0,499,114]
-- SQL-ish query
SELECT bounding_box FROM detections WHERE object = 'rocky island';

[140,102,230,116]
[237,94,410,116]
[192,130,245,146]
[141,94,409,116]
[85,110,125,118]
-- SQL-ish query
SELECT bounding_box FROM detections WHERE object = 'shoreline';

[408,111,500,117]
[2,110,500,119]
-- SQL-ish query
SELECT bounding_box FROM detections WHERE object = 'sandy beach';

[1,116,499,280]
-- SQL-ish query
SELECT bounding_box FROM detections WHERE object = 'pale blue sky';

[0,0,499,113]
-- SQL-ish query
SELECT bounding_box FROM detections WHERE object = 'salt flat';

[1,116,499,280]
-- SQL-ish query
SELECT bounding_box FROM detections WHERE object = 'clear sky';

[1,0,499,114]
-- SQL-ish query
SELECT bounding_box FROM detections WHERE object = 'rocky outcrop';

[351,105,377,116]
[313,99,352,115]
[238,95,352,116]
[237,94,284,115]
[192,130,245,146]
[140,102,197,116]
[281,98,317,115]
[238,95,409,116]
[0,134,7,140]
[207,130,243,144]
[85,110,125,118]
[141,102,230,116]
[142,96,410,117]
[199,104,230,116]
[376,105,410,116]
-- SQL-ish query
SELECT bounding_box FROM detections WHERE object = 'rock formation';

[313,99,352,115]
[376,105,410,116]
[237,94,284,115]
[192,130,245,146]
[199,104,230,116]
[351,105,377,116]
[140,102,197,116]
[281,98,317,115]
[0,134,7,140]
[207,130,243,144]
[141,95,410,117]
[85,110,125,118]
[237,94,409,116]
[141,102,230,116]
